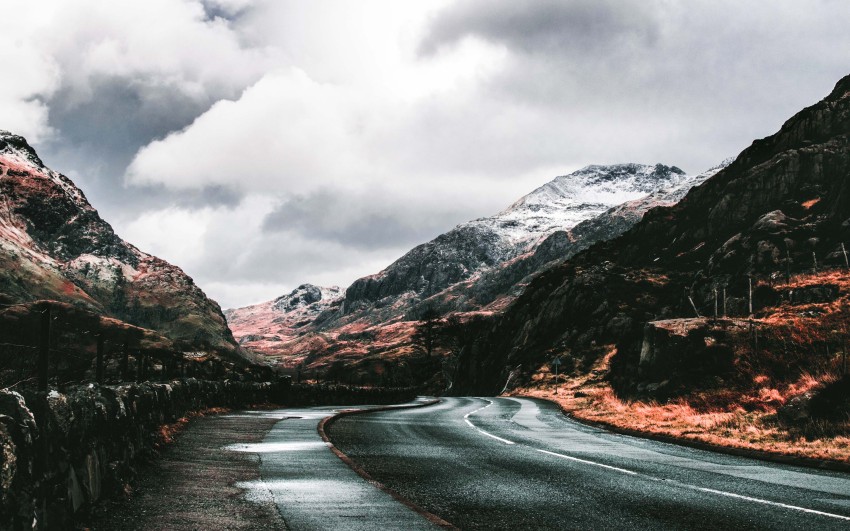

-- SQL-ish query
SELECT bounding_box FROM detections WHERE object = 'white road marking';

[665,481,850,522]
[463,399,515,445]
[535,449,639,476]
[471,398,850,522]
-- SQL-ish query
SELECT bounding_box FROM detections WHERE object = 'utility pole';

[748,276,753,317]
[552,357,562,395]
[136,352,145,383]
[121,338,129,381]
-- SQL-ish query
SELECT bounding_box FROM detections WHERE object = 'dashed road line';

[464,397,850,522]
[535,449,639,476]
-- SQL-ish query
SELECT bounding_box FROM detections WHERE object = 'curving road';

[327,397,850,530]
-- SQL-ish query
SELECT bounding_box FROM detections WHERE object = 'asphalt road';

[227,401,442,530]
[328,397,850,530]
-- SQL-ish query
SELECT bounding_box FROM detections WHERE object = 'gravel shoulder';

[83,410,285,530]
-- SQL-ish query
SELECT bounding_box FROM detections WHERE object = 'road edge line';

[525,396,850,474]
[317,398,458,530]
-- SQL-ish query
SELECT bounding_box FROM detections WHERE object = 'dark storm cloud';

[38,76,246,218]
[262,190,457,251]
[421,0,658,57]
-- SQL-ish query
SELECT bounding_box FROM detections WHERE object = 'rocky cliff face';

[0,131,238,354]
[454,74,850,395]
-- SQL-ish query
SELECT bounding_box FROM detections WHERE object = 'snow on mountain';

[271,284,342,312]
[344,163,695,308]
[488,163,691,245]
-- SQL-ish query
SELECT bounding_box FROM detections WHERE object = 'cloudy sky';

[2,1,849,308]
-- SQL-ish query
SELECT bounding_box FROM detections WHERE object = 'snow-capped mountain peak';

[272,284,342,312]
[470,163,691,246]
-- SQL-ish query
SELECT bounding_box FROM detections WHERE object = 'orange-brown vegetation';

[154,407,231,447]
[513,269,850,464]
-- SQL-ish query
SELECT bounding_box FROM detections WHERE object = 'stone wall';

[0,379,418,530]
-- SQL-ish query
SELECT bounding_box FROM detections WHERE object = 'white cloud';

[5,0,850,309]
[126,69,366,194]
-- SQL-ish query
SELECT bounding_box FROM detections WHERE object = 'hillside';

[462,73,850,394]
[437,74,850,461]
[0,131,238,355]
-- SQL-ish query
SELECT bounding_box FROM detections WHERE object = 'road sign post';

[552,356,562,395]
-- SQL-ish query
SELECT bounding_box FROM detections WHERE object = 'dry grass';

[511,337,850,463]
[154,407,231,447]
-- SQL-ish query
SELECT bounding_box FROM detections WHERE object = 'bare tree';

[412,306,440,358]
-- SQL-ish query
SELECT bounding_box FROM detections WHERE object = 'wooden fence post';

[713,288,718,320]
[38,304,50,392]
[786,248,792,284]
[688,295,701,318]
[121,339,129,381]
[96,333,104,384]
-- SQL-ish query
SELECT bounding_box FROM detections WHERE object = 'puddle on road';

[225,441,329,453]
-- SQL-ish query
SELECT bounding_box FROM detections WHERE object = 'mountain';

[450,74,850,396]
[0,131,238,355]
[421,161,730,315]
[343,163,691,311]
[229,163,720,374]
[224,284,340,353]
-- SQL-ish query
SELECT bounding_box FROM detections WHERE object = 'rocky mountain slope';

[229,163,722,373]
[343,163,691,311]
[423,162,729,315]
[453,73,850,397]
[0,131,238,355]
[224,284,340,352]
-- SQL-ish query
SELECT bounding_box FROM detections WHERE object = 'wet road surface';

[229,400,441,530]
[328,396,850,530]
[87,410,285,530]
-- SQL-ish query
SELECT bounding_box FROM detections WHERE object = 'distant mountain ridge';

[0,131,238,354]
[228,162,723,369]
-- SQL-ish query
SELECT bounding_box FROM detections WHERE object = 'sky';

[2,0,849,309]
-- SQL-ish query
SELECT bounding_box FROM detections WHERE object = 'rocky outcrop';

[224,284,342,355]
[0,131,237,355]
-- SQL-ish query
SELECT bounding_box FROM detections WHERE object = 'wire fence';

[0,301,206,392]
